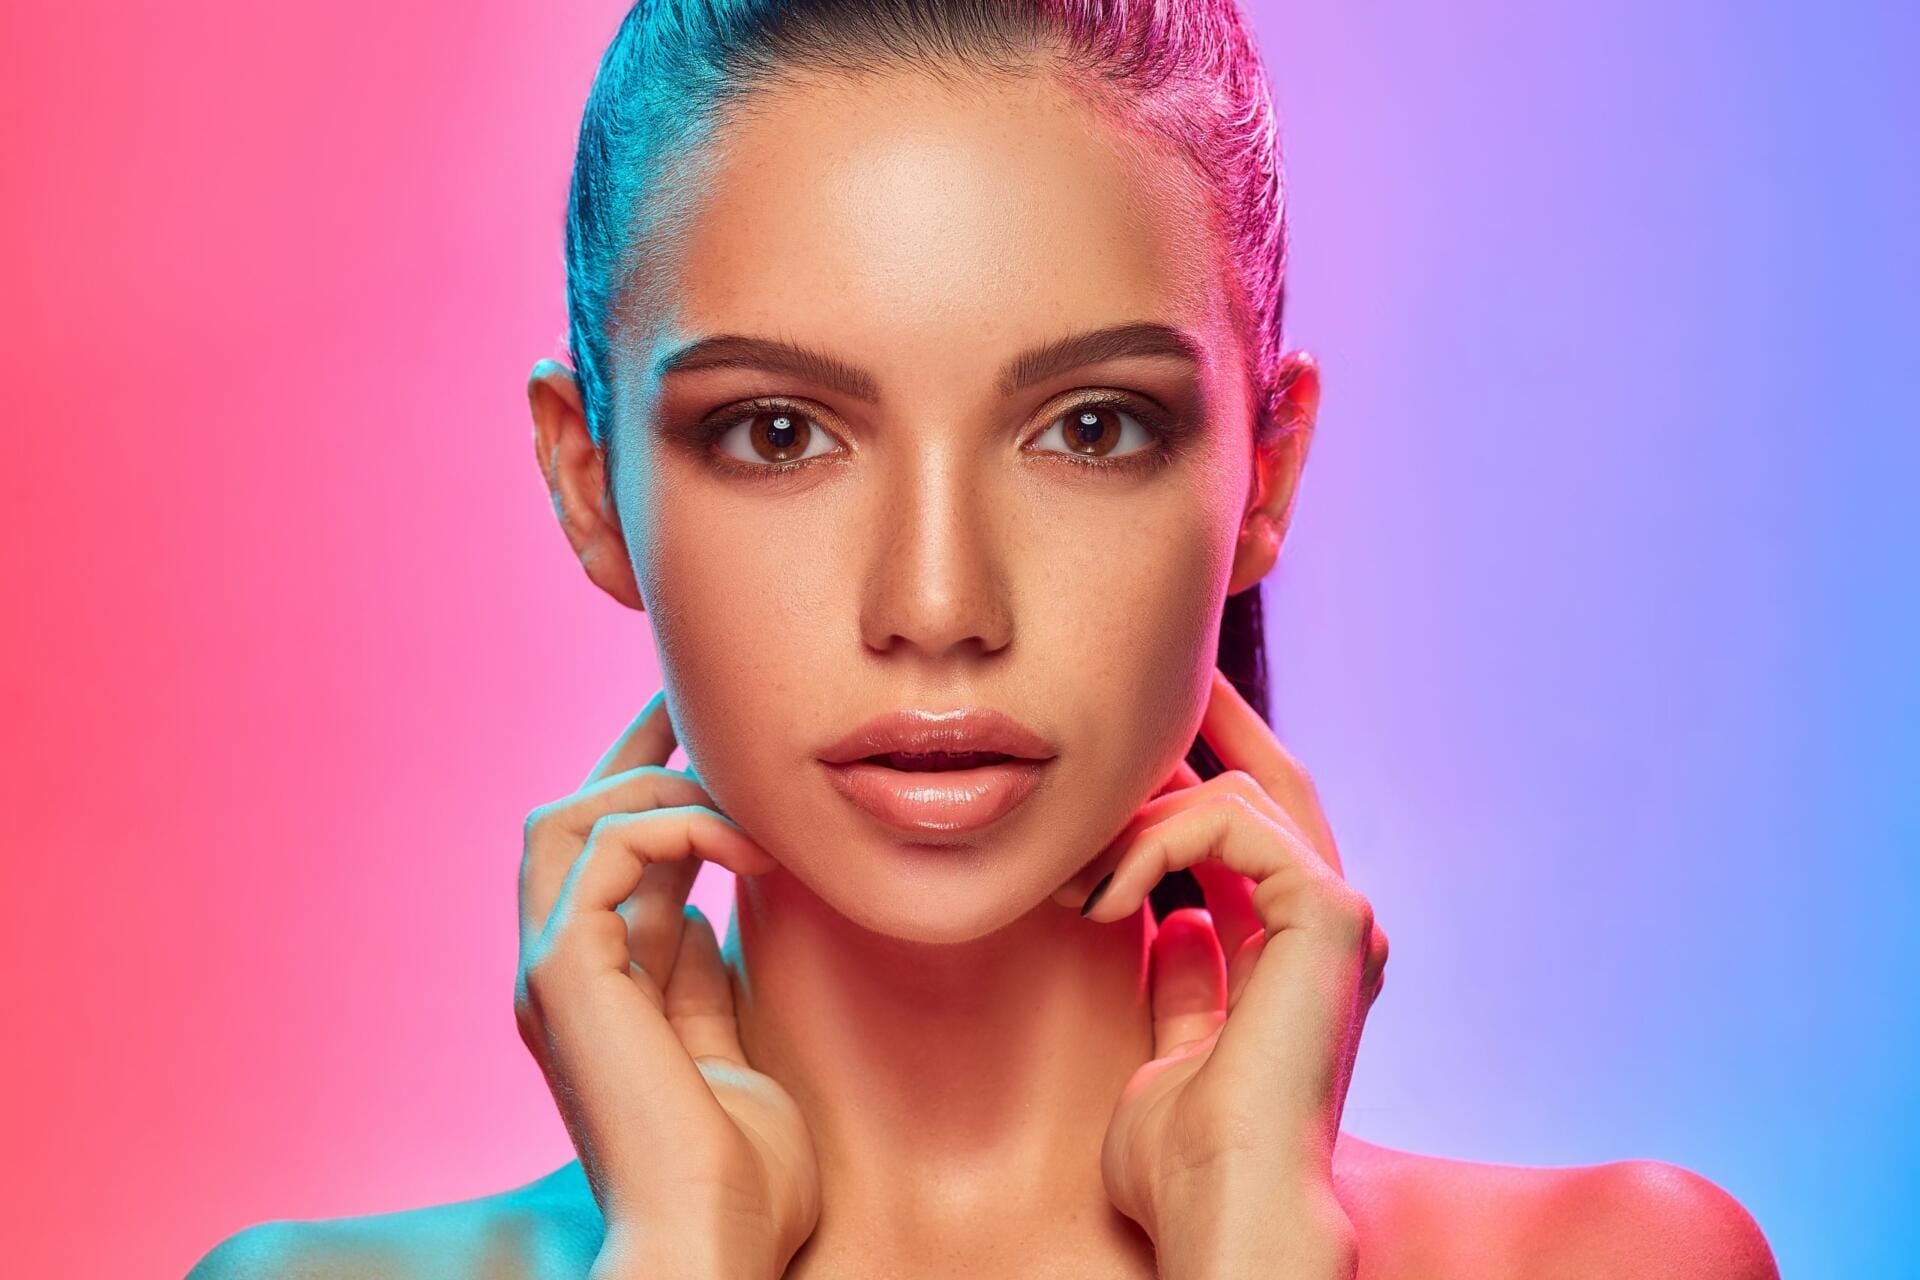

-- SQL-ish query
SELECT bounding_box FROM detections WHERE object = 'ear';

[528,358,645,611]
[1227,350,1320,596]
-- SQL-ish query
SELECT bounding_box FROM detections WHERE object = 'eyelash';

[693,394,1189,481]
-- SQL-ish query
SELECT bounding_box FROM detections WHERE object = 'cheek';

[629,475,837,825]
[622,438,1245,880]
[1036,491,1234,790]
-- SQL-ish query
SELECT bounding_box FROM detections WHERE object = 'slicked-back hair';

[563,1,1295,918]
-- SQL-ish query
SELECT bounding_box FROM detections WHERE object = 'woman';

[191,1,1777,1277]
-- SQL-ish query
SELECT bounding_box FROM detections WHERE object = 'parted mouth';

[855,750,1019,771]
[818,707,1058,767]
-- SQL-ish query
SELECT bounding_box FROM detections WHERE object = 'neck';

[725,865,1155,1229]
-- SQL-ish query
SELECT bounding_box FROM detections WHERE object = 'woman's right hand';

[514,689,821,1280]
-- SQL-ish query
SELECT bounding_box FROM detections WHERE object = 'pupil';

[1069,407,1116,454]
[752,409,809,462]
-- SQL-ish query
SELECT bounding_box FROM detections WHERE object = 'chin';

[826,886,1056,948]
[788,823,1076,947]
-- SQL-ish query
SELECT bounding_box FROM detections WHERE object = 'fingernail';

[1080,871,1114,917]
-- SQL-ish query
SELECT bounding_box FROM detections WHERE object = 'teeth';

[872,750,1011,771]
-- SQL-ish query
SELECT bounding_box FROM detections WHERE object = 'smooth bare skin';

[188,61,1779,1280]
[514,693,817,1278]
[536,65,1308,1276]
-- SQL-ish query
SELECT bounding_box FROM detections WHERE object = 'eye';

[1029,400,1164,463]
[709,402,846,469]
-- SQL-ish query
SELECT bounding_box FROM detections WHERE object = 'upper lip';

[818,707,1058,765]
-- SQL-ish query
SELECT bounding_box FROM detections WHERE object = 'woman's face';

[588,66,1304,944]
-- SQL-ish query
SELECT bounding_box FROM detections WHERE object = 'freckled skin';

[619,67,1266,946]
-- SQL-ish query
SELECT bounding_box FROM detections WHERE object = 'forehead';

[629,65,1239,400]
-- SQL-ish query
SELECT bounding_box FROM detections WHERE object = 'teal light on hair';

[560,0,1293,919]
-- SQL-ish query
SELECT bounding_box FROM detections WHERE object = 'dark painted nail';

[1080,871,1114,917]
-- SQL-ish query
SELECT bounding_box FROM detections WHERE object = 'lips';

[818,707,1057,765]
[864,749,1011,771]
[821,758,1048,834]
[818,708,1056,834]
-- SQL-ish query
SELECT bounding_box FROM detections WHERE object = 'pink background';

[2,2,1913,1276]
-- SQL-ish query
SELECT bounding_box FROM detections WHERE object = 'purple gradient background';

[2,2,1913,1275]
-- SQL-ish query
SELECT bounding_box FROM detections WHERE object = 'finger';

[1226,929,1266,1009]
[1198,667,1344,877]
[1362,918,1390,1011]
[1149,907,1227,1059]
[583,688,679,789]
[1186,845,1261,971]
[1050,757,1201,911]
[1083,786,1319,929]
[1209,885,1372,1156]
[544,806,778,983]
[520,765,717,953]
[617,857,703,996]
[1081,792,1370,1150]
[528,935,725,1191]
[1154,759,1204,797]
[1200,835,1385,1013]
[571,808,776,920]
[663,905,748,1065]
[1090,769,1294,928]
[616,757,738,989]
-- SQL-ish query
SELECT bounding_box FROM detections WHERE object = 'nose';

[857,451,1014,660]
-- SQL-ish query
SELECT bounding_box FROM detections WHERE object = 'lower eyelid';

[703,406,847,469]
[1030,404,1166,459]
[694,398,1186,475]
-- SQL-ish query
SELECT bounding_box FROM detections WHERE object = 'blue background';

[1251,2,1916,1274]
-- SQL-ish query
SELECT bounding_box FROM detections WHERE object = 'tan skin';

[190,63,1778,1280]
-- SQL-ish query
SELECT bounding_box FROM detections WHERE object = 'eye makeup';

[665,389,1204,483]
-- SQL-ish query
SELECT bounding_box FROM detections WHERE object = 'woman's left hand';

[1081,668,1388,1273]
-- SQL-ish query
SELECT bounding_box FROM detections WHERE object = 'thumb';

[1150,908,1228,1059]
[662,905,748,1065]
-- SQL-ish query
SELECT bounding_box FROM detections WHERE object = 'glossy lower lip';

[820,758,1049,835]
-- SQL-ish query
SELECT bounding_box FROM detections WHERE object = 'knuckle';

[1221,788,1262,820]
[1214,771,1293,833]
[585,810,635,848]
[1364,923,1390,990]
[521,931,581,1002]
[549,903,627,962]
[520,956,556,1011]
[1319,884,1374,946]
[1351,891,1376,936]
[513,971,542,1038]
[1218,769,1261,798]
[518,802,568,852]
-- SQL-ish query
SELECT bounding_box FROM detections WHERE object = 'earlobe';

[1225,351,1320,595]
[527,359,646,612]
[1226,511,1281,596]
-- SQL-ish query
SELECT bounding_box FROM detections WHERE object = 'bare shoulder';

[1515,1154,1779,1280]
[184,1164,603,1280]
[1332,1133,1779,1280]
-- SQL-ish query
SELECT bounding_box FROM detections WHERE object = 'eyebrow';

[651,320,1205,402]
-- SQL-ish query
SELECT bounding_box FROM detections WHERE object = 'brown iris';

[748,408,812,462]
[1062,404,1123,457]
